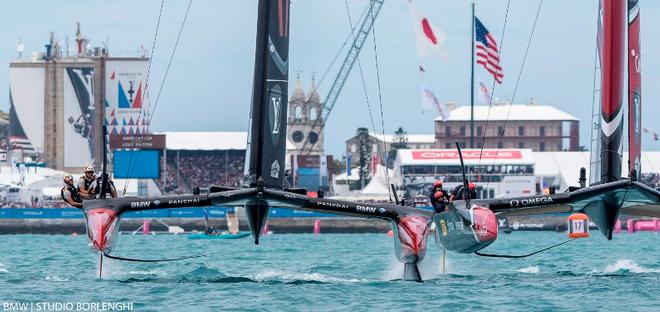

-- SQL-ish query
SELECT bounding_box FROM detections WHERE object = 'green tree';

[388,127,408,165]
[331,158,344,175]
[356,127,372,188]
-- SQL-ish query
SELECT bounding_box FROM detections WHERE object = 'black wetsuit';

[451,185,478,201]
[93,178,116,198]
[429,187,449,213]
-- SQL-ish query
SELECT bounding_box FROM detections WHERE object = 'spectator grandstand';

[162,132,249,193]
[166,150,245,192]
[160,131,296,194]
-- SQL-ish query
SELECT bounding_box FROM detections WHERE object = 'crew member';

[430,191,448,213]
[90,172,118,198]
[449,182,478,202]
[429,180,449,213]
[78,166,96,199]
[61,175,83,208]
[205,225,216,236]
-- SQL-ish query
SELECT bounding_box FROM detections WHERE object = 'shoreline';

[0,215,584,234]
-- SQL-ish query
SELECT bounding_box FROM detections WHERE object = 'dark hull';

[433,206,497,254]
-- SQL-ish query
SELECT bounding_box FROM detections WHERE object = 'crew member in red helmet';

[449,181,478,202]
[429,180,449,213]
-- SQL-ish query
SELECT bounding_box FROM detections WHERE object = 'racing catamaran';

[83,0,659,281]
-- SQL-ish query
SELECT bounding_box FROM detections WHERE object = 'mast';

[627,0,641,180]
[100,126,108,198]
[598,0,626,183]
[470,2,475,149]
[245,0,290,189]
[100,55,108,199]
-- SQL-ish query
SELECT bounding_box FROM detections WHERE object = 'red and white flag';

[478,79,491,105]
[409,1,448,60]
[475,17,503,83]
[422,85,449,121]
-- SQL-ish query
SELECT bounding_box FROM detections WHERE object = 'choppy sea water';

[0,231,659,311]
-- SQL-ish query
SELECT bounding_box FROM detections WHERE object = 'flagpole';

[470,2,475,149]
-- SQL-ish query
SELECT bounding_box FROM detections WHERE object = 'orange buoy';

[387,230,394,237]
[567,213,590,239]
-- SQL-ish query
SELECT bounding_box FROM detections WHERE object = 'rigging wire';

[343,0,385,193]
[367,0,392,200]
[147,0,193,127]
[288,6,371,138]
[588,6,602,181]
[477,0,511,168]
[122,0,193,196]
[296,1,384,156]
[120,0,166,196]
[485,0,543,191]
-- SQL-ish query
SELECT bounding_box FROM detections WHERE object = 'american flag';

[475,17,503,84]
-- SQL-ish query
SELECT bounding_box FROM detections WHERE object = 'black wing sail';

[245,0,290,189]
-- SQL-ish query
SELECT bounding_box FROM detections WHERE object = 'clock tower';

[287,74,324,155]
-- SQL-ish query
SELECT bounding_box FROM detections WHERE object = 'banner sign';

[412,150,522,160]
[109,134,166,149]
[0,208,339,219]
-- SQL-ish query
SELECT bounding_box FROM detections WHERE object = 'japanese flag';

[409,1,448,60]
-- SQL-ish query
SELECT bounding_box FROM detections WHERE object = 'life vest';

[61,185,82,203]
[94,178,115,197]
[81,177,94,192]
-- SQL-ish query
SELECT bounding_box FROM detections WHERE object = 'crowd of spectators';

[164,150,245,193]
[0,199,69,208]
[163,163,181,193]
[401,165,534,176]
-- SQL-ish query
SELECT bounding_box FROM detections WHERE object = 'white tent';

[331,164,394,201]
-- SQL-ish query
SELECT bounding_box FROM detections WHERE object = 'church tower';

[287,74,324,155]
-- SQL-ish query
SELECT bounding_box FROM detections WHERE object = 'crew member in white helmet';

[78,166,96,199]
[61,175,83,208]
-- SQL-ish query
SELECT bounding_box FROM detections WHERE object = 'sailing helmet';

[433,180,442,188]
[468,182,476,190]
[63,175,74,184]
[434,191,444,199]
[84,166,94,173]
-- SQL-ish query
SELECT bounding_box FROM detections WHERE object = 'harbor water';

[0,232,658,311]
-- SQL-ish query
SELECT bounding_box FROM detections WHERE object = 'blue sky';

[1,0,659,156]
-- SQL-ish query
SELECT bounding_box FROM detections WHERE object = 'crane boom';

[299,0,384,154]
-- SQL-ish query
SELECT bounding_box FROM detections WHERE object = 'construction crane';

[296,0,385,155]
